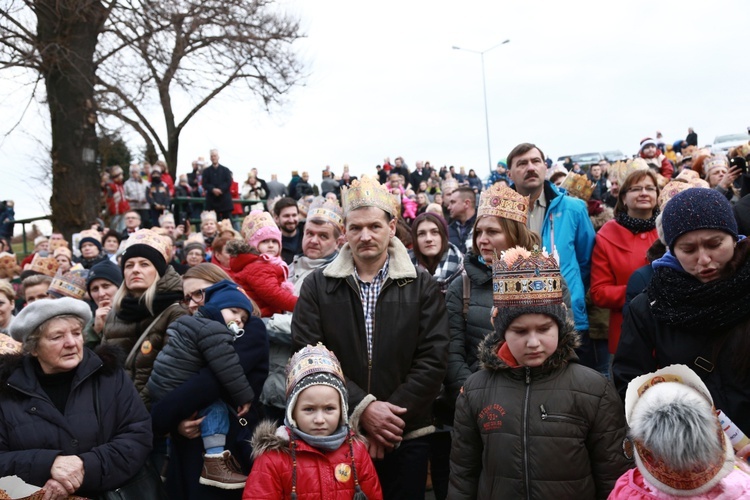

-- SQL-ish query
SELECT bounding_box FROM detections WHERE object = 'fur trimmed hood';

[477,317,580,373]
[323,236,416,280]
[250,420,290,460]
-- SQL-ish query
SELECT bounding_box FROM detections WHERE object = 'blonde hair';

[113,267,160,316]
[0,279,14,301]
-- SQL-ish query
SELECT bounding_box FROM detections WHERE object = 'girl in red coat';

[228,210,297,317]
[591,169,660,354]
[244,344,382,500]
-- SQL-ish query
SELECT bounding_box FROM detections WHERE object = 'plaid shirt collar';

[354,255,390,361]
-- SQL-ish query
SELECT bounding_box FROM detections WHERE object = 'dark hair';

[453,187,476,208]
[273,197,298,217]
[549,171,567,184]
[411,213,449,275]
[507,143,546,170]
[211,236,232,254]
[615,170,660,216]
[471,216,540,256]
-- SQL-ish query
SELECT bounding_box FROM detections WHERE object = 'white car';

[712,133,750,155]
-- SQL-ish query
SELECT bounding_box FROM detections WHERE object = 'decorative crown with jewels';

[560,172,595,201]
[492,246,563,307]
[477,183,529,224]
[341,175,399,217]
[307,196,344,231]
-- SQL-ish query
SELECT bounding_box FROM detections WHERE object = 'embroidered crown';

[477,183,529,224]
[0,252,18,272]
[307,196,344,231]
[285,343,346,397]
[29,253,59,277]
[48,239,69,252]
[78,229,102,244]
[560,172,595,201]
[492,246,563,307]
[608,158,650,186]
[441,178,460,193]
[341,175,399,217]
[123,228,172,264]
[241,210,277,242]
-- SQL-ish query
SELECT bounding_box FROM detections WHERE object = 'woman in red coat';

[591,169,660,354]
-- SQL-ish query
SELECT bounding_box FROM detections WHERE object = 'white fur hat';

[625,365,735,497]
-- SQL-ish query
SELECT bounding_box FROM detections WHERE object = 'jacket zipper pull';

[525,367,531,385]
[540,405,547,420]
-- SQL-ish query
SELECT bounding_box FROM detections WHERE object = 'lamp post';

[452,39,510,176]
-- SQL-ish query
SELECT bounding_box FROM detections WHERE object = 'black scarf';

[615,209,659,234]
[116,290,183,323]
[648,249,750,333]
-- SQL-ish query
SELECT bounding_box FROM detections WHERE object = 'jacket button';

[71,439,78,446]
[640,234,646,239]
[30,407,36,412]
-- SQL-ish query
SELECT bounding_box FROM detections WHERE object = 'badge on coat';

[140,340,152,355]
[334,463,351,483]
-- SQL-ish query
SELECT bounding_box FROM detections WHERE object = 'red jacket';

[244,425,382,500]
[590,219,657,353]
[230,181,244,216]
[639,152,674,178]
[230,252,297,317]
[106,181,130,216]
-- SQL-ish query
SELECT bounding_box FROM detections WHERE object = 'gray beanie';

[10,297,92,343]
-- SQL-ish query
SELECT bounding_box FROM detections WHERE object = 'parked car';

[602,150,628,162]
[556,152,604,170]
[712,133,750,155]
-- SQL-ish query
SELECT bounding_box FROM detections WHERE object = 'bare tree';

[96,0,305,178]
[1,0,112,238]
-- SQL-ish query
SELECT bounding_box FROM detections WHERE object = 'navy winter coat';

[0,347,152,497]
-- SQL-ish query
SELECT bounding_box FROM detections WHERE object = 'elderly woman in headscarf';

[0,298,152,499]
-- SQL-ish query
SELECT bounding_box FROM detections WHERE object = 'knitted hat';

[78,229,103,252]
[285,343,348,429]
[120,228,170,277]
[492,246,567,339]
[640,137,657,151]
[242,210,282,250]
[48,268,89,300]
[183,241,206,257]
[625,365,734,497]
[661,188,738,252]
[10,297,92,343]
[86,260,123,294]
[203,279,253,317]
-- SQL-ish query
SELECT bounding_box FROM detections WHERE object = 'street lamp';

[453,39,511,176]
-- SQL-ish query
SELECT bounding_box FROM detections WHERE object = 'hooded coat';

[0,346,152,497]
[244,421,382,500]
[449,320,630,500]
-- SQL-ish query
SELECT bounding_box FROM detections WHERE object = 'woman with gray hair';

[0,297,154,499]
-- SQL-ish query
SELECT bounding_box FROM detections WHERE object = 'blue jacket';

[536,181,595,331]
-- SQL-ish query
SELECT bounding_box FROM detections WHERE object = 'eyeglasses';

[626,186,657,193]
[182,288,205,306]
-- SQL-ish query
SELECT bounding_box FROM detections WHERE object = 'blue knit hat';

[662,188,738,252]
[86,260,123,294]
[203,280,253,316]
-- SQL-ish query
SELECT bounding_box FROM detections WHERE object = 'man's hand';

[360,401,407,451]
[93,304,111,334]
[212,188,222,196]
[367,440,388,461]
[177,411,205,439]
[237,402,251,418]
[50,455,84,493]
[41,478,70,500]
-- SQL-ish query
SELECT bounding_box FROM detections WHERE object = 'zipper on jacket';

[540,405,587,426]
[523,367,531,500]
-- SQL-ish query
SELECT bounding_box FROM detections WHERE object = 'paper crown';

[441,178,460,193]
[285,343,345,397]
[658,181,708,211]
[477,183,529,224]
[241,210,277,242]
[48,239,69,252]
[492,246,563,307]
[48,268,89,300]
[79,229,102,244]
[53,246,72,260]
[28,254,59,277]
[560,172,595,201]
[608,158,650,186]
[122,228,171,264]
[703,155,728,175]
[307,196,344,231]
[341,175,399,217]
[200,210,217,223]
[0,252,18,271]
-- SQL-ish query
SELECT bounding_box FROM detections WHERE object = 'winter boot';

[199,450,247,489]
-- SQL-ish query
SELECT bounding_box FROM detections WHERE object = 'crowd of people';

[1,135,750,500]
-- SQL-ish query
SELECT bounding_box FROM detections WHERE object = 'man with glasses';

[507,143,596,369]
[122,211,142,238]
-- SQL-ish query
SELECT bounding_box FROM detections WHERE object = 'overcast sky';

[2,0,749,229]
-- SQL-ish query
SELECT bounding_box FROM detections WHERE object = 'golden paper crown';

[703,155,728,175]
[0,252,18,271]
[307,196,344,231]
[123,229,171,264]
[675,169,699,182]
[200,210,217,223]
[477,183,529,224]
[241,210,277,241]
[285,343,345,396]
[79,229,102,244]
[441,178,459,193]
[492,246,563,307]
[48,269,88,300]
[341,175,399,217]
[609,158,650,186]
[48,239,69,252]
[560,172,595,201]
[658,181,708,211]
[53,246,72,260]
[29,254,60,277]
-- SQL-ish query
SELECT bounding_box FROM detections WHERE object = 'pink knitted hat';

[242,210,282,250]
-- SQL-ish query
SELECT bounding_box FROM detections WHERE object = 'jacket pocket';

[539,404,587,426]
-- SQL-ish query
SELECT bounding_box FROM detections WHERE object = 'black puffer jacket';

[449,322,630,500]
[147,312,255,406]
[0,347,152,497]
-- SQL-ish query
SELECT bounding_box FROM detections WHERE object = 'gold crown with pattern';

[477,183,529,224]
[123,228,172,264]
[441,178,460,193]
[79,229,102,244]
[609,158,650,186]
[0,252,18,272]
[241,210,277,241]
[28,253,60,277]
[285,343,345,397]
[341,175,399,217]
[560,172,595,201]
[48,239,69,252]
[492,246,563,307]
[307,196,344,231]
[200,210,217,223]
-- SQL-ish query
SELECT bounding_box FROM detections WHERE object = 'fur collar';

[477,319,580,374]
[250,420,290,460]
[323,237,416,280]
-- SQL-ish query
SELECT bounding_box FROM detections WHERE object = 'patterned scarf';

[648,241,750,332]
[615,209,659,234]
[411,243,464,293]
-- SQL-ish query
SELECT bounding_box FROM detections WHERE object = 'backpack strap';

[462,270,470,320]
